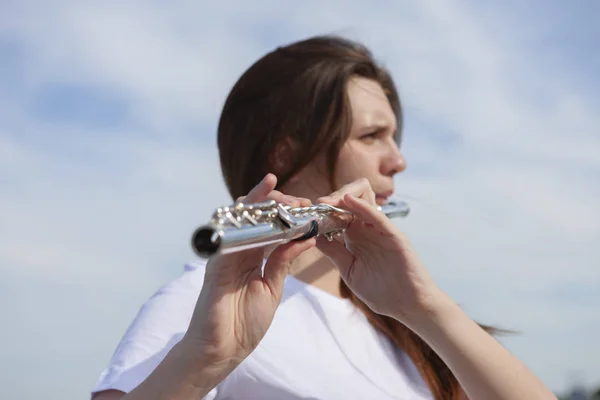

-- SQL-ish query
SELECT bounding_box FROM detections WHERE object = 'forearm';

[407,292,557,400]
[122,340,225,400]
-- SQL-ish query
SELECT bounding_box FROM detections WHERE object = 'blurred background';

[1,1,599,399]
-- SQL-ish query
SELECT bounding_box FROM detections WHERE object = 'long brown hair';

[217,34,500,400]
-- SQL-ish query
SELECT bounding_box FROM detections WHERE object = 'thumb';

[316,236,356,282]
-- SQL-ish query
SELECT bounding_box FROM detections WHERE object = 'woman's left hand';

[318,179,560,400]
[316,178,444,326]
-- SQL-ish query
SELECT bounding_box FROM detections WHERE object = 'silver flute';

[191,198,410,258]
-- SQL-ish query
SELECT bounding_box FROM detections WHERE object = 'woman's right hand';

[180,173,316,380]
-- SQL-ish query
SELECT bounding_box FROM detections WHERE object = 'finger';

[329,178,372,199]
[244,173,278,203]
[264,190,303,208]
[298,197,312,207]
[237,176,308,210]
[319,178,376,206]
[287,196,312,208]
[262,237,317,300]
[238,190,291,206]
[342,194,388,226]
[315,236,355,283]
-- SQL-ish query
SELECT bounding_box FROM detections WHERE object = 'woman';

[91,35,556,400]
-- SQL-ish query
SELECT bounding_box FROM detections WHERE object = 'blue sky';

[1,1,599,398]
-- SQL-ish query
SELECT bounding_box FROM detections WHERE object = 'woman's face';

[332,77,406,204]
[282,76,406,203]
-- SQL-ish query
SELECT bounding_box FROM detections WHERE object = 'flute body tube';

[191,198,410,258]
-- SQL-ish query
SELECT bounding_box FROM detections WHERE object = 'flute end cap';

[191,226,220,258]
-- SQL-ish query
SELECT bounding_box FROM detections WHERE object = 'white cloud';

[1,1,598,398]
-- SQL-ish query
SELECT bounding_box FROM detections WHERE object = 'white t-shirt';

[91,259,434,400]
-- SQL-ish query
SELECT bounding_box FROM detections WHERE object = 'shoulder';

[140,260,207,319]
[122,260,207,339]
[91,259,211,397]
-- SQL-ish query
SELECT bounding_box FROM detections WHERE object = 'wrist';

[170,338,234,394]
[125,338,231,400]
[400,288,464,336]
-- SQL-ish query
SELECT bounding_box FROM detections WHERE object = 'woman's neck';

[288,247,343,298]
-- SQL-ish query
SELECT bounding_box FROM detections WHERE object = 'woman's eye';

[361,132,378,142]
